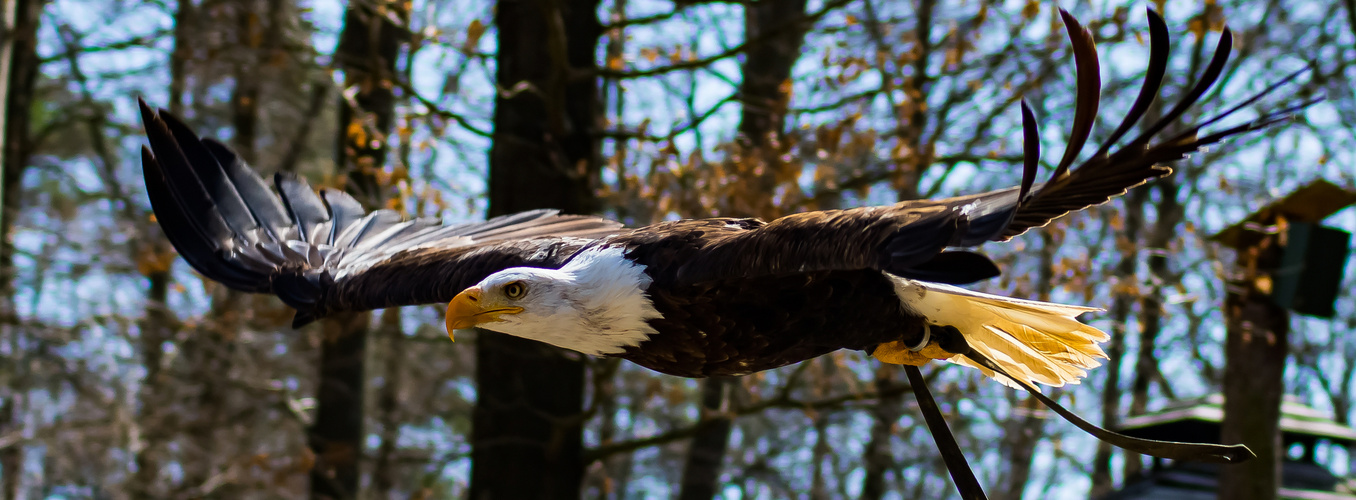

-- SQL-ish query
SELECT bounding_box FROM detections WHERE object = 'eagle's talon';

[932,325,971,355]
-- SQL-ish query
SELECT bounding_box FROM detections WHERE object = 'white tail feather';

[887,274,1109,389]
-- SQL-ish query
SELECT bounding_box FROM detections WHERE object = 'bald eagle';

[137,10,1309,390]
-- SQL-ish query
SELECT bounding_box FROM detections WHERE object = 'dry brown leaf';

[462,19,486,55]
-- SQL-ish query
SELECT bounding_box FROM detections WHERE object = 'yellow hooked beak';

[444,286,524,341]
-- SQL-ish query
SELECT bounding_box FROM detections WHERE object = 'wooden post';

[1218,219,1289,500]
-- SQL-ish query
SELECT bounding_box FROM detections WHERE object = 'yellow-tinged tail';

[885,275,1109,389]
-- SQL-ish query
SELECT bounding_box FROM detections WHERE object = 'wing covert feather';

[139,99,622,326]
[622,9,1314,285]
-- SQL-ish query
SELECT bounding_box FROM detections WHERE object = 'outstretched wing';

[662,8,1316,286]
[944,9,1317,244]
[139,100,622,326]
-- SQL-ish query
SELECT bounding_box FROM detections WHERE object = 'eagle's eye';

[503,281,527,300]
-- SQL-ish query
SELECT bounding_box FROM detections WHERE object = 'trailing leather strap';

[905,365,988,500]
[930,328,1255,464]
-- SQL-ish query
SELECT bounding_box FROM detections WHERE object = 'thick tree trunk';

[738,0,810,148]
[591,359,627,500]
[1218,228,1288,500]
[333,2,401,208]
[230,0,261,166]
[0,0,17,204]
[860,365,904,500]
[484,0,600,215]
[809,412,831,500]
[167,0,193,115]
[673,3,811,497]
[892,0,935,202]
[472,0,600,498]
[311,311,368,499]
[372,308,403,496]
[0,0,41,496]
[307,3,405,498]
[132,271,173,496]
[180,289,243,492]
[998,394,1042,500]
[677,379,734,500]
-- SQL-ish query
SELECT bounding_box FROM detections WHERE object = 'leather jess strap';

[905,365,988,499]
[964,349,1254,462]
[906,328,1255,499]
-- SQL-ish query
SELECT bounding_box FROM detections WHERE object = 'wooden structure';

[1106,394,1356,500]
[1214,180,1356,319]
[1211,179,1356,500]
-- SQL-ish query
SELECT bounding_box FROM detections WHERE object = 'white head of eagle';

[444,246,662,356]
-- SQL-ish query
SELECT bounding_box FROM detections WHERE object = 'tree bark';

[167,0,193,115]
[677,378,734,500]
[673,2,811,497]
[0,0,18,213]
[737,0,810,148]
[311,311,368,500]
[372,309,403,496]
[892,0,936,202]
[1218,227,1288,500]
[179,288,243,492]
[333,1,402,208]
[471,0,600,497]
[484,0,600,216]
[860,365,904,500]
[132,271,174,497]
[231,0,262,166]
[809,411,831,500]
[589,358,627,499]
[0,0,41,496]
[998,394,1042,500]
[307,2,406,498]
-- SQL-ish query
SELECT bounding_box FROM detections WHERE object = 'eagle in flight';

[137,10,1309,389]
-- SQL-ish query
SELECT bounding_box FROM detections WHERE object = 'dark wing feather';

[1091,8,1171,158]
[274,172,331,245]
[155,110,263,242]
[899,251,1001,285]
[636,9,1316,286]
[200,138,296,241]
[1053,9,1100,179]
[961,10,1314,242]
[322,189,367,245]
[139,99,622,326]
[139,105,240,255]
[142,147,271,289]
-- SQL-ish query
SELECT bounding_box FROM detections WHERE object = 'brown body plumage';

[137,9,1313,383]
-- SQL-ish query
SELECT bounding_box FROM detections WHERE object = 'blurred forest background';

[0,0,1352,498]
